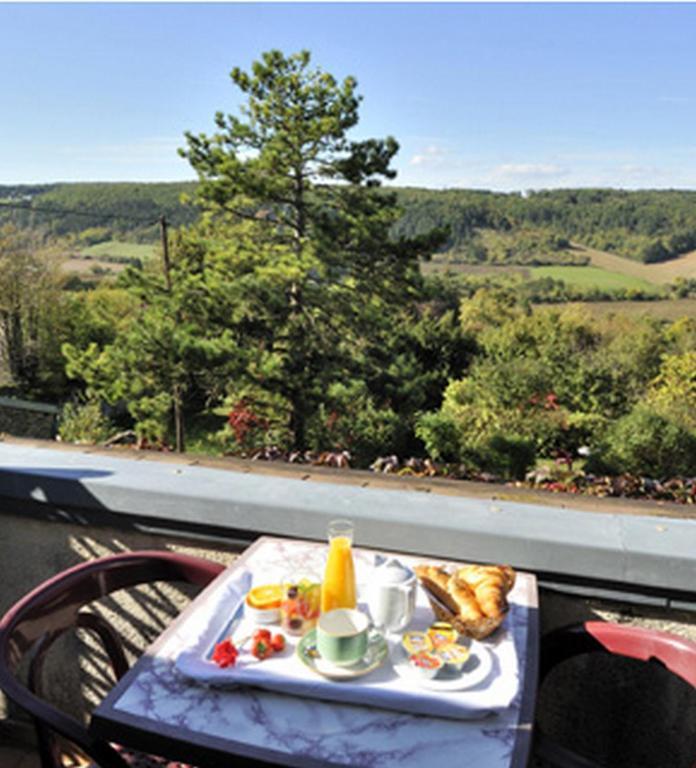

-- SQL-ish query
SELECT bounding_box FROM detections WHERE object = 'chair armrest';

[540,622,696,688]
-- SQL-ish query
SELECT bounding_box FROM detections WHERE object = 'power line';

[0,200,160,226]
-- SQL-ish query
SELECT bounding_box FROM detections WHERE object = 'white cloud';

[409,145,446,167]
[491,163,569,181]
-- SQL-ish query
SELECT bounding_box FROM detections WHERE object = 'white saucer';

[297,629,388,681]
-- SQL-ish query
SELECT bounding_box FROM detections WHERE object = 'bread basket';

[423,587,507,640]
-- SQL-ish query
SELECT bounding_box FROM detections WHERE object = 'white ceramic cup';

[316,608,369,666]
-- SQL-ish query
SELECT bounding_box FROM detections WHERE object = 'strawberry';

[252,628,271,644]
[251,638,273,660]
[270,633,286,652]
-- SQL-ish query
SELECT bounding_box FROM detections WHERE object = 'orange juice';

[321,526,357,612]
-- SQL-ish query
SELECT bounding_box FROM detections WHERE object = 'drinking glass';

[280,573,321,635]
[320,519,357,612]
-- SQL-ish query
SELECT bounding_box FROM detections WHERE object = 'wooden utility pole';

[159,215,173,292]
[159,214,183,453]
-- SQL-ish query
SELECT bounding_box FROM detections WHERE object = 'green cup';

[317,608,369,666]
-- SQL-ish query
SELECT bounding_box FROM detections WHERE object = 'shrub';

[415,411,462,463]
[309,382,404,467]
[476,434,537,480]
[216,391,292,456]
[58,399,114,444]
[591,405,696,478]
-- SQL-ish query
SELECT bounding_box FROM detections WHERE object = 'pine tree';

[180,49,442,448]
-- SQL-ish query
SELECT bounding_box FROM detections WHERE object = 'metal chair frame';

[0,550,224,768]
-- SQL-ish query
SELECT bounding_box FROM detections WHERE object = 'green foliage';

[645,351,696,432]
[415,411,463,463]
[393,187,696,264]
[7,53,696,484]
[176,49,443,450]
[0,224,72,396]
[477,435,537,480]
[309,382,403,466]
[592,405,696,478]
[5,183,696,267]
[0,182,196,241]
[76,226,112,246]
[455,227,587,266]
[58,399,114,444]
[416,411,536,479]
[531,266,655,292]
[418,299,680,472]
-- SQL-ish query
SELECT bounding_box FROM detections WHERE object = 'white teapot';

[367,555,417,634]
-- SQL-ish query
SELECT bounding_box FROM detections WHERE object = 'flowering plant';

[212,639,238,668]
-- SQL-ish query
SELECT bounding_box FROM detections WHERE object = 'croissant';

[415,561,517,639]
[414,565,484,622]
[456,564,516,593]
[446,575,485,622]
[454,565,516,618]
[413,566,458,614]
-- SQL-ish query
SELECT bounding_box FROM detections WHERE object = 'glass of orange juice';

[321,519,357,613]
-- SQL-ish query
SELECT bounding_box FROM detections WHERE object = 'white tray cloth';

[175,567,521,720]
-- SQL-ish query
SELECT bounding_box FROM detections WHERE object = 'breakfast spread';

[414,563,516,639]
[212,522,516,689]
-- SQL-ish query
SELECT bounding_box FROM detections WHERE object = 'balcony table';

[90,536,539,768]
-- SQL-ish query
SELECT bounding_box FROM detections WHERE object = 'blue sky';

[1,3,696,190]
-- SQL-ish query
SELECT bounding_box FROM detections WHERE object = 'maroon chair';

[0,550,225,768]
[534,621,696,768]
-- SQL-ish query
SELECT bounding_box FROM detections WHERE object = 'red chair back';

[536,620,696,768]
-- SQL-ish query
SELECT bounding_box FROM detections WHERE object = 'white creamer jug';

[367,555,417,634]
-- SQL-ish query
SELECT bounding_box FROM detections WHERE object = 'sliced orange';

[247,584,283,610]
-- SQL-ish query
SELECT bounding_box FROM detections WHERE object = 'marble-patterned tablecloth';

[110,538,537,768]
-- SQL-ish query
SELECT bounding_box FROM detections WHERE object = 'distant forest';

[0,182,198,242]
[2,182,696,264]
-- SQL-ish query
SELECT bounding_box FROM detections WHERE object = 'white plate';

[391,639,494,691]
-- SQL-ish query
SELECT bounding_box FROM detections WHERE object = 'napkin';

[174,567,522,720]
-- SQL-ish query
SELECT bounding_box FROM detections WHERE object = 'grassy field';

[531,265,656,291]
[79,241,157,261]
[554,299,696,321]
[62,258,127,275]
[573,244,696,285]
[421,262,530,277]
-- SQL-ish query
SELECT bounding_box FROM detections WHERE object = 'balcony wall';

[1,438,695,765]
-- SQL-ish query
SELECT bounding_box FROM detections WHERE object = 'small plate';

[297,629,388,681]
[391,639,494,691]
